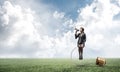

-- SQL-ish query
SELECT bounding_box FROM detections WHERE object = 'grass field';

[0,58,120,72]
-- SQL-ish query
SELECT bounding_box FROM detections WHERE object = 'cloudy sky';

[0,0,120,58]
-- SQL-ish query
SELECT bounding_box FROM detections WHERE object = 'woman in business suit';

[75,27,86,60]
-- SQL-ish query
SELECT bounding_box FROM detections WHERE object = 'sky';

[0,0,120,58]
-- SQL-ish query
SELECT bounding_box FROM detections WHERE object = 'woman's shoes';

[79,56,83,60]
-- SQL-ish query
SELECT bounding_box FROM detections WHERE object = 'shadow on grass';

[75,64,97,67]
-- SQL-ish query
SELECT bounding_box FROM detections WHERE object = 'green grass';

[0,58,120,72]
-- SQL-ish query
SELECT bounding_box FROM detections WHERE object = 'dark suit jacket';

[75,33,86,45]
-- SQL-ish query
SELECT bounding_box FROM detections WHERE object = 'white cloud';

[0,0,75,58]
[53,11,65,19]
[114,35,120,45]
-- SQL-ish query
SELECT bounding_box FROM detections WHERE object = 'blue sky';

[39,0,93,20]
[0,0,120,58]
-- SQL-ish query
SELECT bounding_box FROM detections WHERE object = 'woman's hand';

[79,44,84,48]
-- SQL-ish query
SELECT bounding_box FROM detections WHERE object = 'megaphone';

[75,28,79,31]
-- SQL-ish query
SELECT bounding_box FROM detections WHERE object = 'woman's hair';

[80,27,84,32]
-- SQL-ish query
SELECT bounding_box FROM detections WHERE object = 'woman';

[75,27,86,60]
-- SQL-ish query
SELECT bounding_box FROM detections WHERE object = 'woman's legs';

[78,47,81,60]
[78,44,84,60]
[80,47,83,59]
[79,47,83,59]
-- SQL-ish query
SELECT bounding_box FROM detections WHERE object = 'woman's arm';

[83,33,86,43]
[75,31,79,39]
